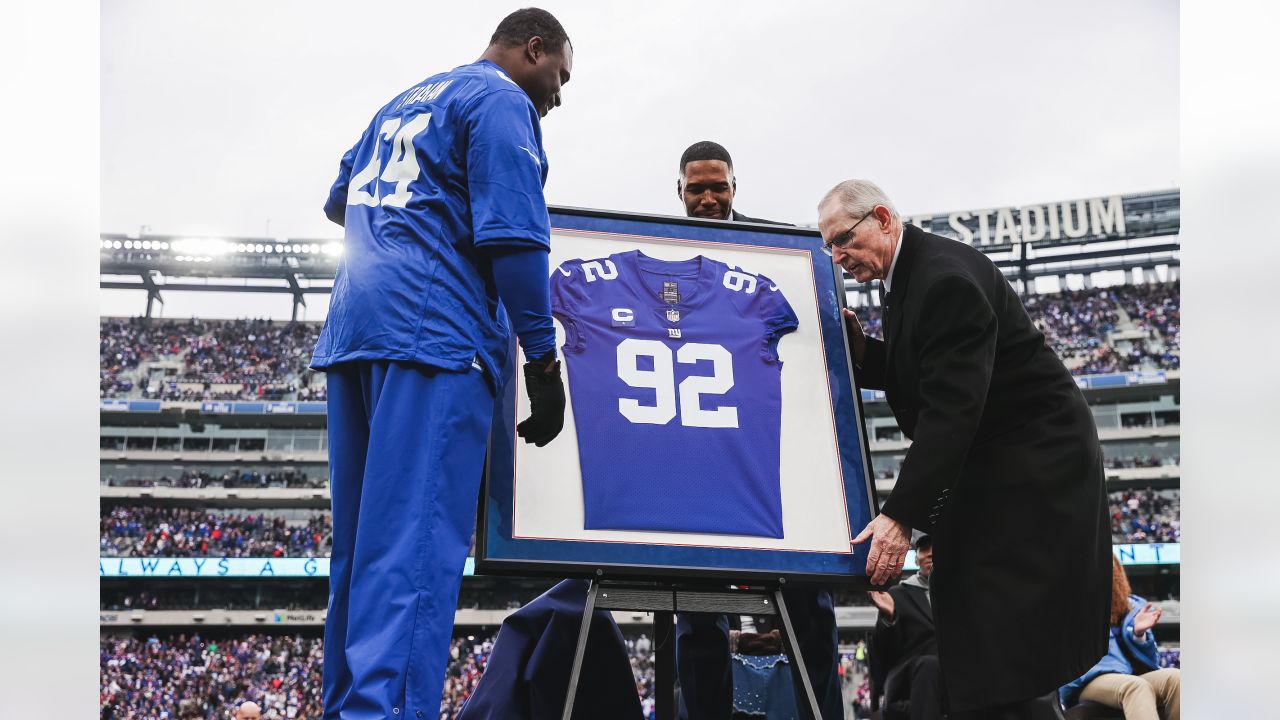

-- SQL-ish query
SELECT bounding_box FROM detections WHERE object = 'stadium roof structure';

[100,190,1179,318]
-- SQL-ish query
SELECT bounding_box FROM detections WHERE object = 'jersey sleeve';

[465,89,551,250]
[752,273,799,364]
[550,260,589,353]
[323,137,362,226]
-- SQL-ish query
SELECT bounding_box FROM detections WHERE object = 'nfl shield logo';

[666,309,681,323]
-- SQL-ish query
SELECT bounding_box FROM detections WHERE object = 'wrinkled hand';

[1133,603,1162,635]
[841,308,867,365]
[868,590,895,620]
[853,513,911,586]
[516,353,565,447]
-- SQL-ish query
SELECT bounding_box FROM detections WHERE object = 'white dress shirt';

[882,224,906,294]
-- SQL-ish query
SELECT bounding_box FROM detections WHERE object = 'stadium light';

[171,237,231,256]
[323,242,343,256]
[112,240,123,249]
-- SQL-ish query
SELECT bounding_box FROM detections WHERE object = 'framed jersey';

[477,206,880,586]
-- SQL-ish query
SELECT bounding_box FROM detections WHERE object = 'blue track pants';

[322,360,493,720]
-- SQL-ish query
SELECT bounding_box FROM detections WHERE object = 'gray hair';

[818,179,899,221]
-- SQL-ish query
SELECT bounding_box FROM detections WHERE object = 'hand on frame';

[852,513,911,586]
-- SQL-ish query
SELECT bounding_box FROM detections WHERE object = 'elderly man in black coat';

[817,179,1111,719]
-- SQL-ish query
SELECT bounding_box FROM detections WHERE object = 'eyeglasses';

[821,210,877,256]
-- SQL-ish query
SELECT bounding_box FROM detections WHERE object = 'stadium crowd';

[101,506,331,558]
[1109,488,1181,544]
[101,631,660,720]
[1105,454,1179,469]
[855,281,1180,375]
[102,469,326,489]
[100,581,557,613]
[100,633,323,720]
[101,585,324,612]
[101,282,1179,401]
[99,629,1174,719]
[100,317,325,401]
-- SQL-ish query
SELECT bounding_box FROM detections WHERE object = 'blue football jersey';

[311,59,550,381]
[551,251,799,538]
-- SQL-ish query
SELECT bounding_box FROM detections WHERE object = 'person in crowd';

[1059,554,1181,719]
[310,9,573,717]
[868,534,942,720]
[233,701,262,720]
[822,179,1110,719]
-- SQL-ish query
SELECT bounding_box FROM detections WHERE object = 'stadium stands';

[1110,488,1181,544]
[100,633,324,720]
[100,506,331,558]
[101,317,325,402]
[855,281,1180,375]
[99,281,1181,402]
[100,631,658,720]
[101,469,325,489]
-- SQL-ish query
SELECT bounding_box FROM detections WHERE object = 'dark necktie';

[878,280,889,314]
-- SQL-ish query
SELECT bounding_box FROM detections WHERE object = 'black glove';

[516,352,565,447]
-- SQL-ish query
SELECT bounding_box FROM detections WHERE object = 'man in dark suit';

[677,140,776,225]
[673,140,843,720]
[817,179,1111,719]
[869,534,942,720]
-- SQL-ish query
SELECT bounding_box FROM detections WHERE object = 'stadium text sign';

[99,556,476,578]
[900,542,1177,571]
[907,194,1126,246]
[100,557,329,577]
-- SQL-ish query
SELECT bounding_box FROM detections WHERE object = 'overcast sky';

[100,0,1178,319]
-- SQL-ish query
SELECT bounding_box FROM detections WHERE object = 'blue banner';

[100,556,476,578]
[899,543,1180,570]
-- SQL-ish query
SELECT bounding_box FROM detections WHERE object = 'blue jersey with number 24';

[551,251,799,538]
[311,59,550,382]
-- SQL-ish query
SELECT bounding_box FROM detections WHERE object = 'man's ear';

[526,36,544,63]
[676,178,684,200]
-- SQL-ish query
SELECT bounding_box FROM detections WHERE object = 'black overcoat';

[855,224,1111,711]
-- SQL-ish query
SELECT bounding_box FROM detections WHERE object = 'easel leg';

[774,589,824,719]
[655,610,675,720]
[561,579,599,720]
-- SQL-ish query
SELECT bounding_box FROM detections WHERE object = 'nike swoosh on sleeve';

[517,145,542,165]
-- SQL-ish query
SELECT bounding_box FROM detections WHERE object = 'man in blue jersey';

[311,9,573,719]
